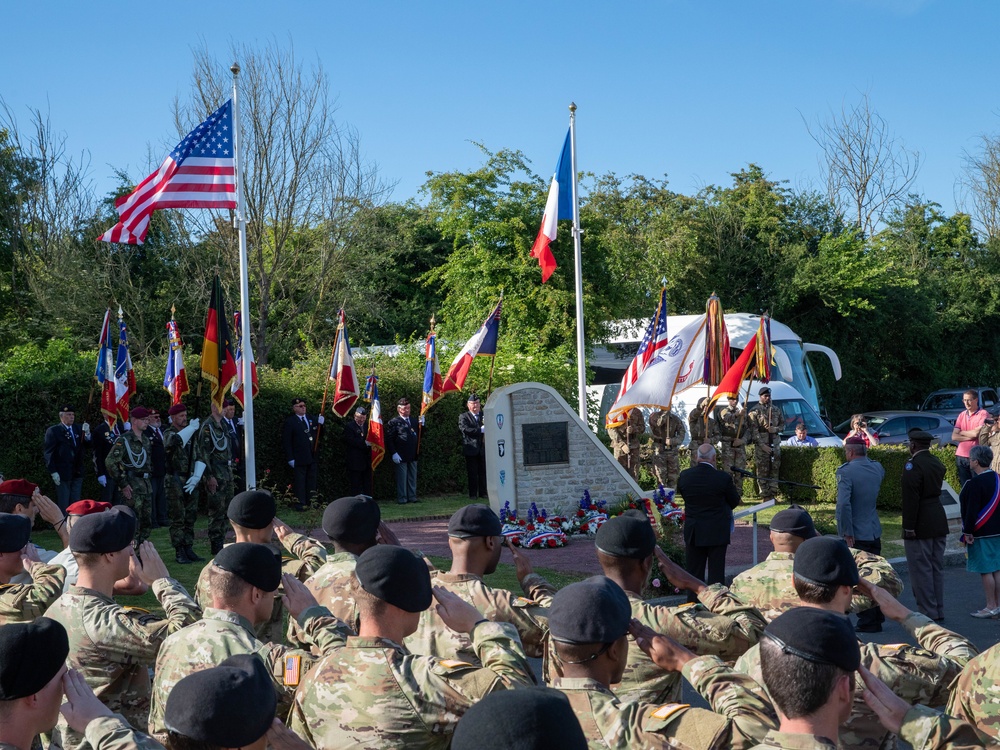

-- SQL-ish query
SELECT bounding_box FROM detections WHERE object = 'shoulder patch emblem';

[438,659,474,669]
[121,606,151,614]
[674,602,696,610]
[650,703,690,720]
[513,597,533,607]
[283,655,302,686]
[905,462,913,470]
[880,643,906,652]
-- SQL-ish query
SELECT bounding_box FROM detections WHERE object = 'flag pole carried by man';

[422,317,445,415]
[365,367,386,471]
[442,298,502,395]
[315,308,358,451]
[163,307,190,407]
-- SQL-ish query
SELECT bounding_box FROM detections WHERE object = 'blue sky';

[3,1,997,216]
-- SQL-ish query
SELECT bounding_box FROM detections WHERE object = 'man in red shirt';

[952,390,989,488]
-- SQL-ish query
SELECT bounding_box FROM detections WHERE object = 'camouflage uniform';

[288,621,536,749]
[299,551,362,632]
[718,403,751,494]
[195,534,328,644]
[552,654,776,750]
[609,409,644,479]
[688,403,721,468]
[65,714,165,750]
[736,612,979,749]
[0,560,65,624]
[946,641,1000,740]
[729,548,904,622]
[194,418,233,551]
[147,605,350,742]
[162,425,195,553]
[977,422,1000,472]
[105,430,154,544]
[45,578,201,749]
[748,402,784,498]
[648,411,685,488]
[544,584,766,704]
[404,570,555,663]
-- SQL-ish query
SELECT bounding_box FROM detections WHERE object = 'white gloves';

[51,472,61,486]
[418,416,425,426]
[237,417,244,426]
[177,419,200,447]
[82,423,91,437]
[317,415,325,425]
[97,475,107,488]
[480,425,485,433]
[123,421,131,431]
[184,461,206,494]
[392,453,402,464]
[288,460,295,468]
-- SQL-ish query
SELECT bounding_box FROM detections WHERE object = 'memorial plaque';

[522,422,569,466]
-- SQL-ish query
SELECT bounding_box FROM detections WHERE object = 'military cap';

[70,506,136,553]
[447,504,502,539]
[212,543,281,593]
[0,479,37,499]
[148,408,161,418]
[845,436,866,447]
[354,406,367,416]
[595,513,656,559]
[549,576,631,644]
[770,504,817,539]
[759,386,772,396]
[0,513,31,553]
[467,392,481,403]
[66,499,111,516]
[908,428,934,444]
[130,406,151,420]
[58,404,75,413]
[223,397,236,407]
[322,495,380,544]
[167,403,187,416]
[292,397,306,406]
[0,618,69,701]
[164,654,276,747]
[452,687,588,750]
[793,536,859,587]
[763,607,860,672]
[226,490,276,529]
[355,545,432,612]
[397,397,410,406]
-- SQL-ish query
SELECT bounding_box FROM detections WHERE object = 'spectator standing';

[782,423,819,447]
[43,405,90,511]
[900,429,948,621]
[843,413,879,447]
[281,397,323,511]
[343,406,373,496]
[385,397,422,505]
[952,390,989,487]
[835,436,886,632]
[959,444,1000,618]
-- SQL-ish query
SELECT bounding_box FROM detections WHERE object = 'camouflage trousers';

[166,475,197,550]
[753,442,781,498]
[614,447,639,479]
[122,475,152,545]
[650,447,680,488]
[719,440,747,495]
[205,463,234,549]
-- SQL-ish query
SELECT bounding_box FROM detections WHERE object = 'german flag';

[200,275,237,409]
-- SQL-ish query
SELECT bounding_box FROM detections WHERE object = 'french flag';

[443,300,502,393]
[530,129,573,282]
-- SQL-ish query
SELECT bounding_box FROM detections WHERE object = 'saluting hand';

[61,669,114,732]
[433,585,485,635]
[282,573,320,620]
[505,536,534,582]
[629,619,694,672]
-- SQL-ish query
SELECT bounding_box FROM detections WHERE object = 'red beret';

[130,406,151,419]
[168,403,188,416]
[0,479,37,498]
[845,436,866,446]
[66,500,112,516]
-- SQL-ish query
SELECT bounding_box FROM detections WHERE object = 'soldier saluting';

[104,405,154,544]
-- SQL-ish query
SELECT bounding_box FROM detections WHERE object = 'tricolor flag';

[607,288,670,428]
[421,330,444,416]
[365,372,385,470]
[99,101,237,245]
[114,313,137,423]
[442,299,503,394]
[163,315,190,406]
[231,311,259,408]
[96,309,118,427]
[200,275,237,410]
[705,315,772,415]
[328,309,359,417]
[530,130,573,282]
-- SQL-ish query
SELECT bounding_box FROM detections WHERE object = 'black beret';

[0,513,31,553]
[770,505,817,539]
[793,536,859,587]
[448,504,502,539]
[452,687,588,750]
[213,543,281,593]
[549,576,631,644]
[467,393,481,403]
[322,496,381,544]
[0,618,69,700]
[70,506,136,553]
[764,607,861,671]
[226,490,276,529]
[164,654,276,746]
[355,545,432,612]
[595,514,656,559]
[759,386,772,396]
[908,428,934,444]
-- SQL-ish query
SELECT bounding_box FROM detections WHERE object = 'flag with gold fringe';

[200,275,237,409]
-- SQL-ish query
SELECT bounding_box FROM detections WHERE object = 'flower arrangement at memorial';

[566,489,609,536]
[499,501,567,548]
[651,484,684,529]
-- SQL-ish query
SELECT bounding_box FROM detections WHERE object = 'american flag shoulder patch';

[284,655,302,686]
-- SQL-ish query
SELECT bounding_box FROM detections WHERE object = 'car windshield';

[748,398,833,438]
[923,393,966,412]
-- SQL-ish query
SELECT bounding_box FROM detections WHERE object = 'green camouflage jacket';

[946,640,1000,742]
[0,560,65,624]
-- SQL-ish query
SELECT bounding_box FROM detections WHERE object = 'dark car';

[919,388,1000,423]
[833,411,955,446]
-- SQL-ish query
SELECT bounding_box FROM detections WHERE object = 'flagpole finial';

[117,305,123,318]
[230,62,240,76]
[430,313,436,331]
[661,277,668,288]
[170,304,176,318]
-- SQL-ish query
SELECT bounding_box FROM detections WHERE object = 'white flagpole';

[231,62,256,488]
[569,102,587,422]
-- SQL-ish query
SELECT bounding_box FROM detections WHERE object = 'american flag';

[608,288,669,426]
[99,100,237,245]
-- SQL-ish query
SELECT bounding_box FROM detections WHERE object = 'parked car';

[833,411,955,446]
[919,388,1000,422]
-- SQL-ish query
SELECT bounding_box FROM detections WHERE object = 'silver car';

[833,411,955,446]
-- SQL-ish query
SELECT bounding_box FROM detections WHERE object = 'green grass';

[426,555,587,592]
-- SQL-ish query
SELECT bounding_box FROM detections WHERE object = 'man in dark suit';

[282,397,323,510]
[675,442,741,594]
[458,393,487,499]
[91,419,120,505]
[385,397,423,505]
[147,409,168,528]
[344,406,372,496]
[43,404,90,511]
[901,428,948,621]
[222,397,245,492]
